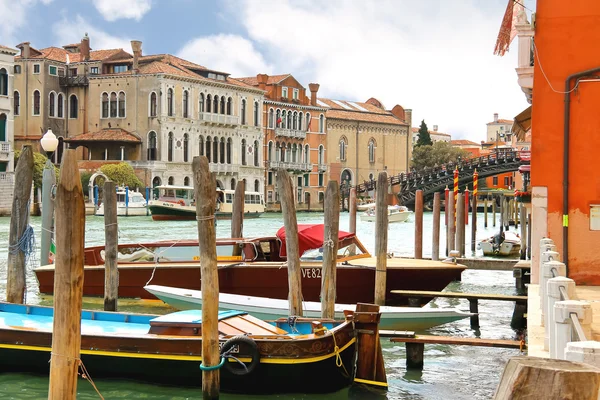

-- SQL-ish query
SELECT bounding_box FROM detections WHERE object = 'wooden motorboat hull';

[148,202,262,221]
[145,285,474,331]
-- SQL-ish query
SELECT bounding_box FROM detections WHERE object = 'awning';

[65,128,142,144]
[512,105,532,141]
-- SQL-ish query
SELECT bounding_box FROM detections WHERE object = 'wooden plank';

[103,180,118,311]
[432,192,441,261]
[238,315,288,335]
[390,289,527,302]
[374,172,388,306]
[321,180,340,318]
[390,335,525,349]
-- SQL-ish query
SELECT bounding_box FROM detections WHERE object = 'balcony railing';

[0,142,10,161]
[209,163,239,174]
[199,112,239,126]
[275,127,306,140]
[269,161,312,172]
[317,164,327,172]
[0,172,14,183]
[59,75,89,87]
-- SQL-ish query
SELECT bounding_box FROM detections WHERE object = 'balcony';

[59,75,89,87]
[210,163,239,175]
[317,164,327,173]
[0,172,14,183]
[515,19,534,104]
[199,112,239,126]
[269,161,312,172]
[0,142,10,162]
[274,127,306,140]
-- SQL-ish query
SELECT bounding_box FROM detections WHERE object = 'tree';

[416,120,433,147]
[14,150,58,189]
[99,162,143,189]
[411,141,468,170]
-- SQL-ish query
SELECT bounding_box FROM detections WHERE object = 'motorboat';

[95,187,147,216]
[356,199,376,211]
[360,205,412,223]
[477,230,521,257]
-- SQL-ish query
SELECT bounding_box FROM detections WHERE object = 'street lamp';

[40,129,59,265]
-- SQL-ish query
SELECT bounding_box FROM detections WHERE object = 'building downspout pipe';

[563,66,600,276]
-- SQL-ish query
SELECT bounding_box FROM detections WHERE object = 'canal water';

[0,211,524,399]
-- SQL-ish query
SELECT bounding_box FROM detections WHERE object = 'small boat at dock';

[360,205,412,223]
[478,231,521,257]
[95,187,147,217]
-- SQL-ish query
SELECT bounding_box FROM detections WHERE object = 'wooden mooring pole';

[48,150,85,400]
[374,172,388,306]
[321,180,340,319]
[414,189,423,259]
[193,156,220,399]
[432,192,441,261]
[7,145,33,304]
[456,193,465,257]
[231,180,245,257]
[471,170,478,254]
[492,196,496,227]
[447,191,455,254]
[277,169,303,316]
[103,180,118,311]
[484,196,488,228]
[348,188,357,255]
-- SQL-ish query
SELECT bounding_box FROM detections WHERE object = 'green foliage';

[14,150,59,189]
[80,171,93,197]
[416,120,433,147]
[99,163,143,190]
[411,141,469,170]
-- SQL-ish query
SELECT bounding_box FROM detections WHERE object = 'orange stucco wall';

[532,1,600,284]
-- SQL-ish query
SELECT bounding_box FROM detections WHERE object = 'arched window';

[304,144,309,163]
[368,138,376,163]
[254,101,259,126]
[206,94,212,113]
[254,179,259,193]
[276,109,281,128]
[33,90,41,116]
[268,141,273,162]
[183,133,189,162]
[57,93,64,118]
[101,92,109,118]
[69,94,78,118]
[167,88,174,116]
[199,93,204,115]
[168,132,174,162]
[275,142,281,161]
[298,112,303,131]
[339,137,347,161]
[241,139,247,165]
[319,114,324,133]
[227,138,232,164]
[220,97,225,114]
[13,91,19,115]
[280,142,286,162]
[227,97,232,115]
[0,113,6,141]
[168,176,174,185]
[318,144,324,165]
[281,110,287,129]
[220,137,225,164]
[268,108,274,128]
[230,178,236,190]
[292,144,297,163]
[287,110,292,128]
[49,92,55,117]
[254,140,259,166]
[306,113,311,131]
[241,99,247,125]
[118,92,126,117]
[150,92,157,117]
[110,92,118,117]
[206,136,212,160]
[183,90,189,118]
[184,177,190,186]
[293,111,298,130]
[55,137,64,164]
[213,95,219,114]
[199,136,204,156]
[148,131,157,160]
[213,137,218,163]
[0,68,7,96]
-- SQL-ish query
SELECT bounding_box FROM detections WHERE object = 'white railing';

[0,172,14,182]
[199,112,239,126]
[317,164,327,172]
[274,127,307,140]
[269,161,312,172]
[209,163,239,174]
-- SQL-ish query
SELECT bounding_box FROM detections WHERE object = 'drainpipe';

[563,66,600,275]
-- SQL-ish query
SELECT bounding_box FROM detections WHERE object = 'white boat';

[144,285,474,331]
[360,205,412,223]
[357,199,377,211]
[478,231,521,257]
[96,187,147,216]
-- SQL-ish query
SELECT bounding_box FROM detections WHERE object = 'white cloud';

[225,0,530,143]
[93,0,152,22]
[0,0,51,46]
[53,15,133,51]
[178,34,273,77]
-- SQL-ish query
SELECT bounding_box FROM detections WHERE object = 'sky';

[0,0,533,143]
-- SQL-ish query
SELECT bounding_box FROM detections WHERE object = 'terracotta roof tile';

[65,128,141,143]
[412,127,451,136]
[0,44,18,53]
[451,140,480,146]
[318,97,406,125]
[487,119,513,124]
[237,74,291,86]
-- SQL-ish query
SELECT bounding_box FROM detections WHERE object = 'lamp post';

[40,129,59,265]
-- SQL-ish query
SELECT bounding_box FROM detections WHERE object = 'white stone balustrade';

[554,300,592,360]
[547,276,576,356]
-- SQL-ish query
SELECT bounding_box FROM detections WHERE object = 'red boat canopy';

[276,224,356,258]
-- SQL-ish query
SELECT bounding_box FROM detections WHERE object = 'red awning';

[276,224,355,258]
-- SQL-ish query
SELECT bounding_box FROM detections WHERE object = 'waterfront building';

[411,125,451,144]
[0,45,18,215]
[11,35,265,194]
[236,74,328,211]
[486,113,513,143]
[450,139,480,158]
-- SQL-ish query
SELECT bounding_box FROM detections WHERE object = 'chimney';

[80,33,90,61]
[131,40,142,73]
[256,73,268,91]
[18,42,31,59]
[308,83,320,106]
[493,113,498,123]
[433,125,438,132]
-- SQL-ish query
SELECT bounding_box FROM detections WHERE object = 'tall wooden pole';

[277,169,303,316]
[231,180,245,257]
[492,196,497,227]
[432,192,441,261]
[348,187,357,255]
[414,189,423,259]
[192,156,220,399]
[447,191,455,253]
[520,204,527,260]
[456,193,465,256]
[48,150,85,400]
[374,172,388,306]
[40,156,56,266]
[444,186,449,226]
[7,145,33,304]
[464,187,469,225]
[471,170,478,254]
[453,168,459,223]
[321,180,339,318]
[103,180,118,311]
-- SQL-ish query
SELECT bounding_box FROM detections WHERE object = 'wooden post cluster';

[192,156,220,399]
[492,196,497,227]
[353,303,387,387]
[321,180,340,319]
[414,190,423,259]
[48,150,85,400]
[447,191,455,254]
[7,145,33,304]
[484,196,489,228]
[277,169,303,316]
[103,180,119,312]
[374,172,388,306]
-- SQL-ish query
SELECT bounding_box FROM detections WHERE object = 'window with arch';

[241,99,247,125]
[0,68,7,96]
[184,177,190,186]
[306,113,311,131]
[199,136,204,156]
[319,114,324,133]
[254,179,260,193]
[241,139,247,165]
[227,138,232,164]
[268,109,274,128]
[230,178,236,190]
[281,110,287,128]
[148,131,157,160]
[13,91,19,115]
[183,133,189,162]
[339,137,347,161]
[199,93,205,115]
[183,90,189,118]
[69,94,78,118]
[276,109,281,128]
[318,144,324,165]
[304,144,309,163]
[286,110,292,128]
[0,113,6,142]
[293,112,298,130]
[206,136,212,160]
[213,136,218,163]
[118,92,126,117]
[254,140,259,166]
[49,92,55,117]
[167,88,174,116]
[220,97,225,114]
[101,92,109,118]
[150,92,157,117]
[220,137,225,164]
[57,93,64,118]
[292,144,297,163]
[227,97,232,115]
[298,112,303,131]
[254,101,259,126]
[33,90,41,116]
[213,95,218,114]
[168,132,174,162]
[206,94,212,113]
[268,141,273,162]
[368,138,376,163]
[168,176,174,185]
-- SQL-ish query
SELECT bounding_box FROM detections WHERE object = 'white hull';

[95,204,147,216]
[360,206,412,223]
[145,285,473,331]
[478,231,521,257]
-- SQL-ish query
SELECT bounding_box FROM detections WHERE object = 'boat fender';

[220,335,260,376]
[177,199,185,206]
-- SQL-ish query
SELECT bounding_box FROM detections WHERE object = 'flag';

[276,117,282,125]
[493,0,525,56]
[48,240,56,264]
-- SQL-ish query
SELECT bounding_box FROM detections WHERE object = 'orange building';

[529,1,600,284]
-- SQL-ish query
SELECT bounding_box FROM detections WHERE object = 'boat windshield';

[300,241,369,261]
[100,244,242,263]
